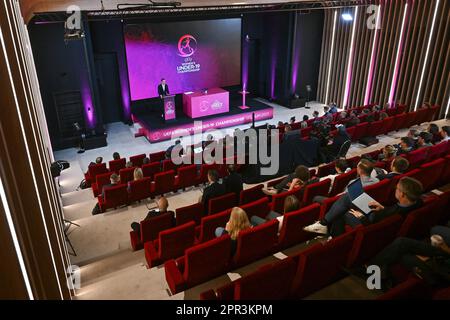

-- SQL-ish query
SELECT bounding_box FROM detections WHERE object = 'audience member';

[215,207,252,256]
[378,111,389,121]
[320,124,351,162]
[300,115,309,129]
[199,169,226,213]
[126,161,133,168]
[378,145,397,163]
[440,126,450,142]
[428,123,442,144]
[304,159,379,234]
[92,173,120,215]
[396,137,415,154]
[319,159,351,192]
[130,197,173,238]
[312,110,320,118]
[376,156,409,180]
[329,103,338,114]
[112,152,121,161]
[166,139,182,159]
[417,132,433,148]
[223,165,243,202]
[142,157,150,165]
[250,195,300,228]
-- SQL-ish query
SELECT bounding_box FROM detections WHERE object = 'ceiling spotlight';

[341,13,353,21]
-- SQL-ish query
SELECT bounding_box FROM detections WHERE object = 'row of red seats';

[199,190,450,300]
[377,277,450,300]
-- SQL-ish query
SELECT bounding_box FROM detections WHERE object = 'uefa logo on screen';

[177,34,197,57]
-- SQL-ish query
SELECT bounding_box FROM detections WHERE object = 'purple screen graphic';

[124,19,241,101]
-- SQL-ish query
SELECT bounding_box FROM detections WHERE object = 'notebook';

[347,179,377,214]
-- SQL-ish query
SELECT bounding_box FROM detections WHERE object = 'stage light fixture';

[341,13,353,21]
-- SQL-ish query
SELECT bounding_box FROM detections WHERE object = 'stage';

[131,97,274,143]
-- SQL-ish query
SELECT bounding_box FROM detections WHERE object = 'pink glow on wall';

[364,5,382,105]
[342,7,359,109]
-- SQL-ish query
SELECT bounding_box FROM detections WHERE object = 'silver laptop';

[347,179,376,214]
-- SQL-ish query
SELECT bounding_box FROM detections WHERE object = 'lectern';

[163,95,176,122]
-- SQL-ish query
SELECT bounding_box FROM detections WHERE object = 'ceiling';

[20,1,365,23]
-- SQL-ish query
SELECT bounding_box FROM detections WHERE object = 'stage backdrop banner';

[124,19,241,101]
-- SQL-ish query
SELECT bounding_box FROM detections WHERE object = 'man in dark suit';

[91,173,120,215]
[158,78,170,119]
[130,197,174,238]
[376,156,409,180]
[223,165,243,202]
[199,169,226,214]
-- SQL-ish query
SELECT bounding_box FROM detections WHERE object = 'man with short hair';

[304,159,379,235]
[440,126,450,142]
[417,132,433,148]
[130,197,174,238]
[92,173,120,215]
[397,137,415,154]
[199,169,226,214]
[112,152,121,161]
[376,156,409,180]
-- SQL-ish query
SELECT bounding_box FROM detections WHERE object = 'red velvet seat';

[427,142,449,161]
[376,277,430,300]
[345,126,356,138]
[406,148,429,169]
[232,219,279,268]
[196,210,231,243]
[415,108,429,126]
[440,155,450,186]
[164,235,232,294]
[204,257,297,300]
[391,113,408,131]
[291,231,355,299]
[208,192,237,215]
[241,197,271,220]
[352,122,369,141]
[129,211,175,251]
[417,159,445,192]
[239,184,266,205]
[128,177,152,203]
[270,189,298,213]
[346,215,403,267]
[119,167,136,184]
[266,176,286,188]
[162,159,177,172]
[145,221,196,268]
[85,163,108,187]
[302,179,331,206]
[346,156,361,168]
[329,169,357,197]
[98,184,128,212]
[404,111,418,129]
[364,179,393,203]
[317,162,335,178]
[149,151,166,163]
[151,170,175,196]
[196,163,217,185]
[92,172,113,197]
[300,127,313,138]
[319,194,341,219]
[277,203,321,250]
[130,153,146,167]
[427,105,440,122]
[174,164,197,191]
[397,201,441,239]
[142,162,160,180]
[380,116,395,135]
[367,120,384,137]
[176,202,204,226]
[108,158,126,173]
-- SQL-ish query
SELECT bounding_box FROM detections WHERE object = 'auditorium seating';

[92,171,113,197]
[302,179,331,206]
[85,163,108,186]
[162,159,178,172]
[397,200,442,239]
[277,203,321,250]
[130,154,146,167]
[130,211,175,251]
[108,158,126,173]
[196,210,231,243]
[128,177,152,203]
[364,179,393,203]
[376,277,431,300]
[239,184,266,205]
[196,163,217,185]
[145,221,196,268]
[427,141,449,161]
[119,167,136,184]
[176,203,204,226]
[291,231,356,299]
[208,193,237,215]
[405,148,429,169]
[241,197,271,220]
[149,151,166,163]
[174,164,197,191]
[317,162,336,178]
[232,219,279,268]
[346,215,403,267]
[165,235,232,294]
[98,184,128,212]
[270,188,299,213]
[151,170,175,196]
[142,162,161,179]
[328,169,357,197]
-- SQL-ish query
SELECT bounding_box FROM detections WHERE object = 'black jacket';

[158,83,170,97]
[202,182,226,213]
[223,172,243,202]
[360,199,423,225]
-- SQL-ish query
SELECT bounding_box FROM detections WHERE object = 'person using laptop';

[303,159,379,236]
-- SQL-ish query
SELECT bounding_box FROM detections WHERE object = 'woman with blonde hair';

[215,207,251,255]
[133,167,144,181]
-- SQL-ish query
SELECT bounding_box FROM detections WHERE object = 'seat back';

[208,192,237,215]
[427,142,448,161]
[158,222,196,261]
[302,179,331,205]
[233,219,279,267]
[364,179,393,203]
[317,162,336,178]
[346,156,361,168]
[329,169,357,197]
[278,203,321,249]
[176,164,197,189]
[239,184,266,205]
[150,151,166,163]
[198,210,231,243]
[119,167,136,184]
[142,162,161,180]
[198,163,217,184]
[235,258,297,300]
[176,202,204,226]
[271,189,298,214]
[128,177,152,202]
[240,197,271,220]
[102,184,128,210]
[153,170,175,195]
[291,231,355,298]
[380,116,395,135]
[95,172,113,195]
[88,163,108,181]
[140,211,175,243]
[406,148,429,169]
[352,122,368,141]
[130,154,146,167]
[417,159,445,192]
[368,120,383,137]
[347,215,403,267]
[183,236,232,287]
[108,158,126,173]
[392,113,408,131]
[162,159,177,172]
[397,201,442,239]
